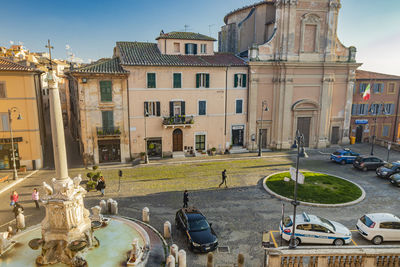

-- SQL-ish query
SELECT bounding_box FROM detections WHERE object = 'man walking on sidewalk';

[183,190,189,208]
[219,169,228,188]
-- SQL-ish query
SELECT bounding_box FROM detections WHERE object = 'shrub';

[93,165,99,171]
[87,180,97,191]
[211,147,216,152]
[140,152,146,157]
[86,172,94,179]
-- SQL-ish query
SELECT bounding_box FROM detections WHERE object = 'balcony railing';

[96,126,121,136]
[162,116,194,126]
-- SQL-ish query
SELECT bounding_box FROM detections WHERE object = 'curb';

[262,171,366,207]
[0,170,39,196]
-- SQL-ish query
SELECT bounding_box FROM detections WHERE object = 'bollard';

[91,206,102,221]
[170,244,179,264]
[207,252,214,267]
[178,249,186,267]
[110,200,118,215]
[16,212,25,231]
[99,200,107,214]
[238,253,244,267]
[142,207,150,223]
[107,198,113,213]
[166,255,175,267]
[164,221,171,239]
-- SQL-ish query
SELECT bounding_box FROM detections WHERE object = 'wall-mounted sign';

[355,119,368,125]
[0,137,23,144]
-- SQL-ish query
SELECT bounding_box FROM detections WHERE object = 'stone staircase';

[172,151,186,158]
[229,146,249,154]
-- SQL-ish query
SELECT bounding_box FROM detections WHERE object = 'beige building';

[114,32,248,157]
[0,58,44,170]
[220,0,361,149]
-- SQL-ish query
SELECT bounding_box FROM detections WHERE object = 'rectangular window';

[373,83,384,93]
[185,43,197,55]
[351,104,357,115]
[369,103,383,115]
[147,73,156,88]
[170,101,185,116]
[389,83,395,93]
[174,42,180,53]
[384,103,394,115]
[236,99,243,114]
[0,113,9,131]
[382,125,390,137]
[100,81,112,102]
[196,73,210,88]
[198,100,206,115]
[173,73,181,88]
[358,104,369,115]
[144,101,161,116]
[234,74,247,88]
[359,83,368,93]
[200,44,207,54]
[0,82,5,98]
[195,134,206,151]
[101,110,114,129]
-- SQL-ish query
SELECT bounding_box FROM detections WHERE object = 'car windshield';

[317,216,335,232]
[360,215,375,227]
[384,163,394,169]
[333,151,341,155]
[188,218,209,232]
[283,216,293,227]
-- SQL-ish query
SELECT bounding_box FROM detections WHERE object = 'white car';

[279,212,352,246]
[356,213,400,245]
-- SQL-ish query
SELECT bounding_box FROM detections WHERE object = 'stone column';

[47,71,69,182]
[317,75,335,148]
[342,73,356,145]
[247,67,259,151]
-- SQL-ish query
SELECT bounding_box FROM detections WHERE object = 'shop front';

[98,139,121,163]
[0,137,21,170]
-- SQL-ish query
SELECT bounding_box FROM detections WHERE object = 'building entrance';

[331,126,340,144]
[232,125,244,146]
[147,138,162,157]
[297,117,311,147]
[356,125,363,143]
[98,139,121,163]
[172,129,183,151]
[261,129,268,149]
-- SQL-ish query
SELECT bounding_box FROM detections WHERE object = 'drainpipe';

[392,84,400,143]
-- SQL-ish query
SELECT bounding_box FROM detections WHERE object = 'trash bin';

[350,136,356,145]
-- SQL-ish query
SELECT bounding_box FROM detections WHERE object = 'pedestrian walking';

[12,202,24,219]
[183,190,189,208]
[10,191,19,207]
[96,176,106,196]
[32,188,40,209]
[219,169,228,188]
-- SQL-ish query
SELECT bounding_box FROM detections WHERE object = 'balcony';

[96,126,121,137]
[162,116,194,128]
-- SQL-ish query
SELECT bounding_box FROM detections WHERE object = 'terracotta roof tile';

[70,57,128,74]
[0,58,36,72]
[156,31,216,41]
[356,70,400,80]
[117,42,246,67]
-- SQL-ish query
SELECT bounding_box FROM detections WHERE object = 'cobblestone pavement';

[1,143,400,266]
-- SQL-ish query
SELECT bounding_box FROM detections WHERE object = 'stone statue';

[73,175,82,188]
[43,182,53,196]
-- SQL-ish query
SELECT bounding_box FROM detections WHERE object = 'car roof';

[187,213,206,221]
[180,207,204,216]
[365,213,400,222]
[289,213,324,225]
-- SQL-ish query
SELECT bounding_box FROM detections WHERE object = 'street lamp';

[8,107,22,180]
[144,111,149,164]
[288,129,305,249]
[369,103,387,156]
[258,100,269,157]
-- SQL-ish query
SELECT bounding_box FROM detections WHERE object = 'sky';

[1,0,399,75]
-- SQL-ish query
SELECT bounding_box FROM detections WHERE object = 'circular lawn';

[265,171,362,204]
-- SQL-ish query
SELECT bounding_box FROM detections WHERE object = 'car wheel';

[294,238,301,246]
[340,160,346,165]
[362,167,368,172]
[333,238,345,246]
[372,235,383,245]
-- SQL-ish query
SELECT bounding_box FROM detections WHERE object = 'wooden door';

[261,129,268,149]
[173,129,183,151]
[297,117,311,147]
[331,126,340,144]
[356,125,363,143]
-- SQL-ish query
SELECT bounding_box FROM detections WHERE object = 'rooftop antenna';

[208,24,215,37]
[184,24,190,32]
[45,39,54,70]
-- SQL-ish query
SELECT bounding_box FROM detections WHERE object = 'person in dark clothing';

[219,169,227,188]
[96,176,106,196]
[183,190,189,208]
[13,203,24,218]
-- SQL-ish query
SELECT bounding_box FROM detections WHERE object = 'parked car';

[376,162,400,178]
[330,148,360,164]
[353,156,386,171]
[175,207,218,252]
[356,213,400,245]
[279,212,352,246]
[389,173,400,187]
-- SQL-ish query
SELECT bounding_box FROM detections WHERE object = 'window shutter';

[193,44,198,55]
[205,74,210,88]
[364,104,369,115]
[242,74,247,87]
[181,101,185,115]
[109,111,114,127]
[351,104,356,115]
[390,104,394,114]
[156,102,161,116]
[173,73,181,88]
[147,73,156,88]
[234,74,238,88]
[144,102,148,116]
[0,83,5,98]
[196,74,200,88]
[185,44,189,54]
[169,102,174,117]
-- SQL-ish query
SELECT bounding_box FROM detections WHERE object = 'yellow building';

[0,58,45,170]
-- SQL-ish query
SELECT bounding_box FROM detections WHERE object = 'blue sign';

[355,119,368,124]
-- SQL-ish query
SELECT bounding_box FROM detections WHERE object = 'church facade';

[220,0,361,149]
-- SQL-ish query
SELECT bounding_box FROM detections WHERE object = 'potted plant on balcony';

[97,130,103,136]
[189,118,194,124]
[210,147,217,156]
[115,129,121,134]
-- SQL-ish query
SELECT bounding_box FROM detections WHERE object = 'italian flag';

[362,84,371,100]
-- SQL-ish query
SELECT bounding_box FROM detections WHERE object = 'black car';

[353,156,386,171]
[376,162,400,178]
[389,173,400,187]
[175,207,218,252]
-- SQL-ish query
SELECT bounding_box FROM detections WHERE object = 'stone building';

[351,70,400,144]
[0,58,45,170]
[219,0,360,149]
[68,58,130,165]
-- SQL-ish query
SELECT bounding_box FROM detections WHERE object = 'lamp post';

[258,100,269,157]
[8,107,22,180]
[144,112,149,164]
[370,103,387,156]
[288,129,305,249]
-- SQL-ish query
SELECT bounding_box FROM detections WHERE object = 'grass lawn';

[265,172,362,204]
[87,157,293,196]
